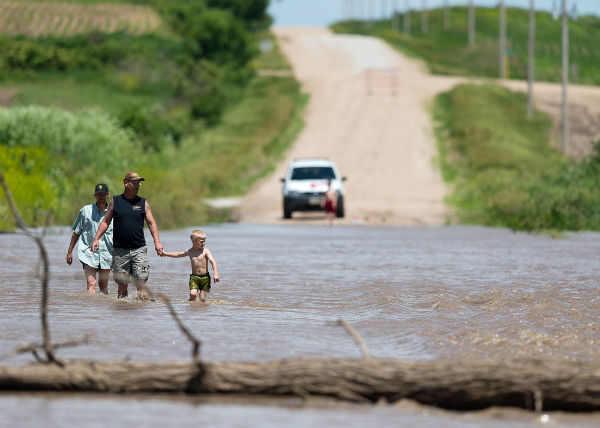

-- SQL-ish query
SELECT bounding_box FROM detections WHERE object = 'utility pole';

[369,0,377,24]
[499,0,506,79]
[404,0,411,35]
[527,0,535,118]
[443,0,450,30]
[392,0,399,31]
[561,0,569,153]
[468,0,475,47]
[421,0,428,34]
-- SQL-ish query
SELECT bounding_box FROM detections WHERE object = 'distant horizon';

[268,0,598,28]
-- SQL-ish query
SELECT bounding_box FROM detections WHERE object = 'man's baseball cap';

[124,172,145,182]
[94,183,109,195]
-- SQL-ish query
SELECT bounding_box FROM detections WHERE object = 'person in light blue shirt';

[66,183,113,294]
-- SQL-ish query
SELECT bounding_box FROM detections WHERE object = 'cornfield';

[0,0,161,37]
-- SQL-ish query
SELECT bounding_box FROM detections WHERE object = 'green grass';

[333,7,600,85]
[434,83,600,231]
[251,30,292,71]
[8,71,173,115]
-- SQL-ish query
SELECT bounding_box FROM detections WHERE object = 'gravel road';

[236,27,600,226]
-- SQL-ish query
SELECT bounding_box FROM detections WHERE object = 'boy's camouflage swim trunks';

[189,273,211,292]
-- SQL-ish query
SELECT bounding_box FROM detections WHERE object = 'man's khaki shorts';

[111,246,149,284]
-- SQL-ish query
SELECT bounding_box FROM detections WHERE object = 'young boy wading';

[91,172,164,299]
[161,229,219,302]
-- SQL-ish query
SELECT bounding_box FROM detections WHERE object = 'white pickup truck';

[280,158,346,219]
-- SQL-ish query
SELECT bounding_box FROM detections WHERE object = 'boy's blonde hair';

[190,229,206,241]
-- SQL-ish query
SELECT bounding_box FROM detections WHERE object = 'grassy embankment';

[0,0,306,230]
[334,7,600,231]
[434,84,600,231]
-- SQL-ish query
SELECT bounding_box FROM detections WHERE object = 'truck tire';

[336,196,344,218]
[283,200,292,219]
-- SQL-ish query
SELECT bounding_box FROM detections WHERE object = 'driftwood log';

[2,358,600,411]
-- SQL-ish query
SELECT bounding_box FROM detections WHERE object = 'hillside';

[0,0,304,230]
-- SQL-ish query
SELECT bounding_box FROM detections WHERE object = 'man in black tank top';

[91,172,164,299]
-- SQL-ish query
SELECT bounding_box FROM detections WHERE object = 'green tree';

[206,0,270,27]
[183,9,255,66]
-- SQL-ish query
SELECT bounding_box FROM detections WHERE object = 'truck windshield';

[290,167,336,180]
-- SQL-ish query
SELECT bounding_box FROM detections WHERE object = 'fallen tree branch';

[1,358,599,412]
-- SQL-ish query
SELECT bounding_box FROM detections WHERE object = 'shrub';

[206,0,271,28]
[183,9,255,66]
[191,92,226,126]
[0,105,139,171]
[0,106,142,222]
[185,60,227,125]
[118,103,184,151]
[0,145,60,229]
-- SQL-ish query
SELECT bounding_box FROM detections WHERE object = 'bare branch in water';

[16,338,89,354]
[0,167,63,365]
[16,336,91,366]
[338,318,370,359]
[142,285,202,362]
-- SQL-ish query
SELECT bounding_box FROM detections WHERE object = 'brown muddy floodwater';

[1,224,599,427]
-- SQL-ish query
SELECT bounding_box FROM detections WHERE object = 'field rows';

[0,0,161,37]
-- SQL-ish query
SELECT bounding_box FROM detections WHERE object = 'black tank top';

[113,194,146,249]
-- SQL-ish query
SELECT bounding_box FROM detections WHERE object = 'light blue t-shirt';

[72,203,113,269]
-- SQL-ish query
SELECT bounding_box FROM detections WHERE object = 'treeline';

[0,32,180,71]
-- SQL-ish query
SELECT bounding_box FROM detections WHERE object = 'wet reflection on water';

[2,392,600,428]
[1,224,600,426]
